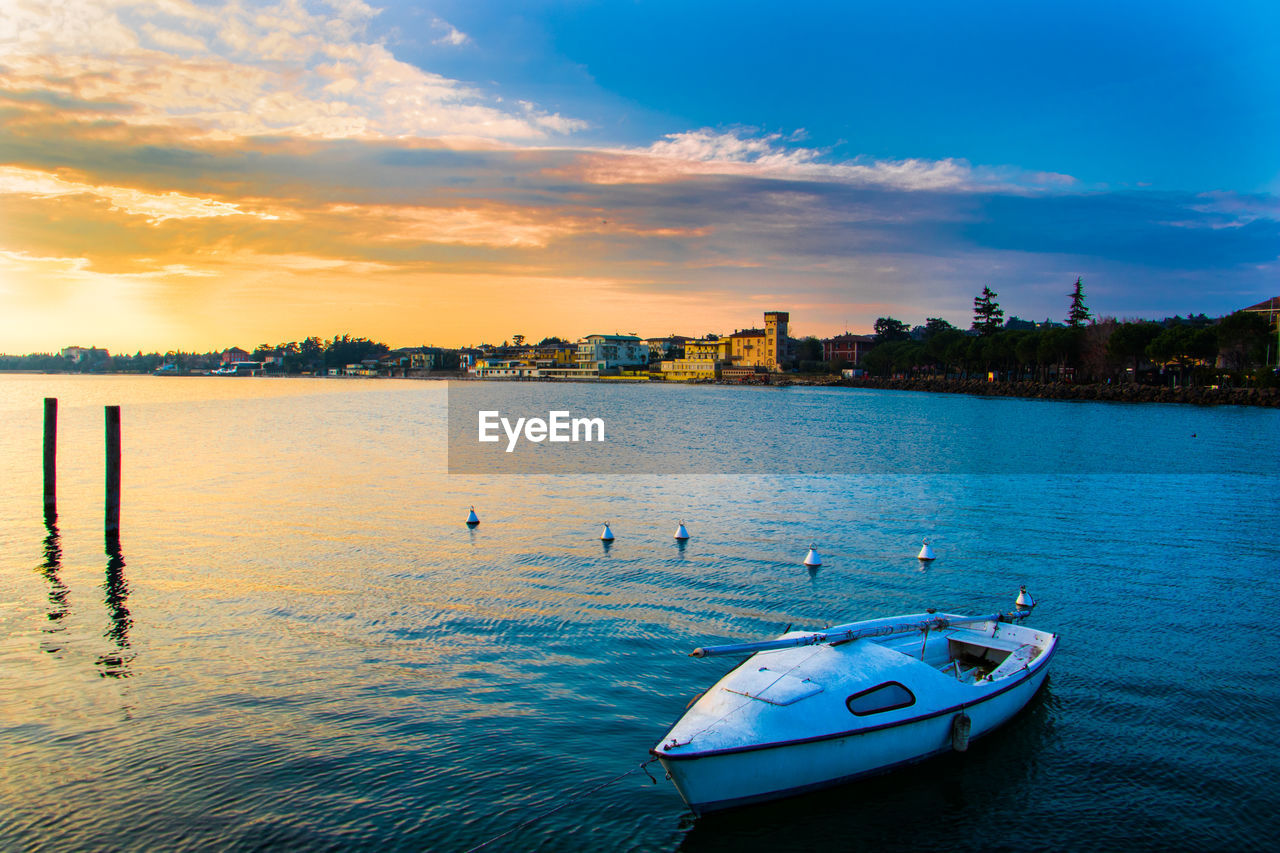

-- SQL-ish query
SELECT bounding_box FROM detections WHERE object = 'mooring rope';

[464,758,660,853]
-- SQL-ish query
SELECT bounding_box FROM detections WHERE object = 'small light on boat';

[917,540,936,561]
[675,522,690,540]
[803,545,822,567]
[1015,585,1036,611]
[600,522,615,541]
[466,506,480,526]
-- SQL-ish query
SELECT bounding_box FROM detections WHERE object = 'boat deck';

[876,623,1042,685]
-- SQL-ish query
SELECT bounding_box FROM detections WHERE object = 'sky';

[2,0,1278,353]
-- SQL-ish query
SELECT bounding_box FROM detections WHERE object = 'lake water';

[1,375,1278,851]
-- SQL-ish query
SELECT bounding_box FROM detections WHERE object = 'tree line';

[854,281,1276,387]
[0,334,460,374]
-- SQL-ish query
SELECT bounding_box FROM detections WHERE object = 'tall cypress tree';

[1066,277,1091,328]
[972,286,1004,335]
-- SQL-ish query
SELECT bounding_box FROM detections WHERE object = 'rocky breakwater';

[840,377,1280,407]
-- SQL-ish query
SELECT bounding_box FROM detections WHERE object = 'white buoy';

[1015,585,1036,610]
[466,506,480,526]
[600,522,615,541]
[803,545,822,567]
[674,521,690,540]
[917,539,935,561]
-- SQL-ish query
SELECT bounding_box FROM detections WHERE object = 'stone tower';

[764,311,789,370]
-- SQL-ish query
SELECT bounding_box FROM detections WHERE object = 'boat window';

[846,682,916,716]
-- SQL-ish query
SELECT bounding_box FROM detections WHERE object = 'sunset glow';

[2,0,1277,353]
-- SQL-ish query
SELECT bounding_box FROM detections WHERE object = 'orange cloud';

[320,202,710,249]
[0,166,284,223]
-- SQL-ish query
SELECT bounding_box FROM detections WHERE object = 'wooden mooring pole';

[105,405,121,537]
[43,398,57,517]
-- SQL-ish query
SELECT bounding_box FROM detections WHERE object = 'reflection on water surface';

[0,375,1277,851]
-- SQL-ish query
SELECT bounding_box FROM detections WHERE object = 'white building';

[60,345,108,363]
[575,334,649,373]
[473,359,540,378]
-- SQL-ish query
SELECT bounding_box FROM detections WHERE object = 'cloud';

[0,0,584,141]
[322,202,709,248]
[1,4,1272,349]
[0,165,283,223]
[139,21,209,54]
[961,192,1280,270]
[0,249,93,278]
[206,249,398,275]
[0,248,216,280]
[557,129,1077,193]
[646,128,820,167]
[432,17,469,47]
[1185,192,1280,228]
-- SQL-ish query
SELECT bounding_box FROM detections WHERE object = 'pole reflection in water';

[37,511,69,653]
[97,534,133,678]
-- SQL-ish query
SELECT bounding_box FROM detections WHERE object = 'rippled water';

[1,375,1278,851]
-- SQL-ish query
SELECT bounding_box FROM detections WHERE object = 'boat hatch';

[945,627,1025,666]
[986,643,1037,679]
[724,668,824,706]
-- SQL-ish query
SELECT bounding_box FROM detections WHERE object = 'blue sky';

[1,0,1277,351]
[381,0,1280,191]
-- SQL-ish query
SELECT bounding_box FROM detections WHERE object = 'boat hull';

[657,648,1052,814]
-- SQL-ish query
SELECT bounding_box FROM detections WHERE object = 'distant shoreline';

[5,370,1278,407]
[826,376,1280,408]
[450,373,1280,407]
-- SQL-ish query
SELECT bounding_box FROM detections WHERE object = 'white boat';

[651,591,1056,814]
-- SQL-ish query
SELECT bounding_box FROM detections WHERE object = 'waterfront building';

[60,345,110,363]
[1242,296,1280,324]
[393,347,439,371]
[473,359,540,378]
[530,343,577,367]
[658,335,731,380]
[537,365,603,379]
[575,334,649,374]
[822,333,876,365]
[471,341,591,379]
[659,359,721,381]
[658,313,791,380]
[720,365,770,382]
[727,311,789,371]
[684,337,732,362]
[220,347,251,365]
[645,335,693,360]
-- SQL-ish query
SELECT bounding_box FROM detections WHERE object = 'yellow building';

[684,337,732,361]
[659,359,720,380]
[728,311,789,371]
[657,336,730,380]
[528,344,576,367]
